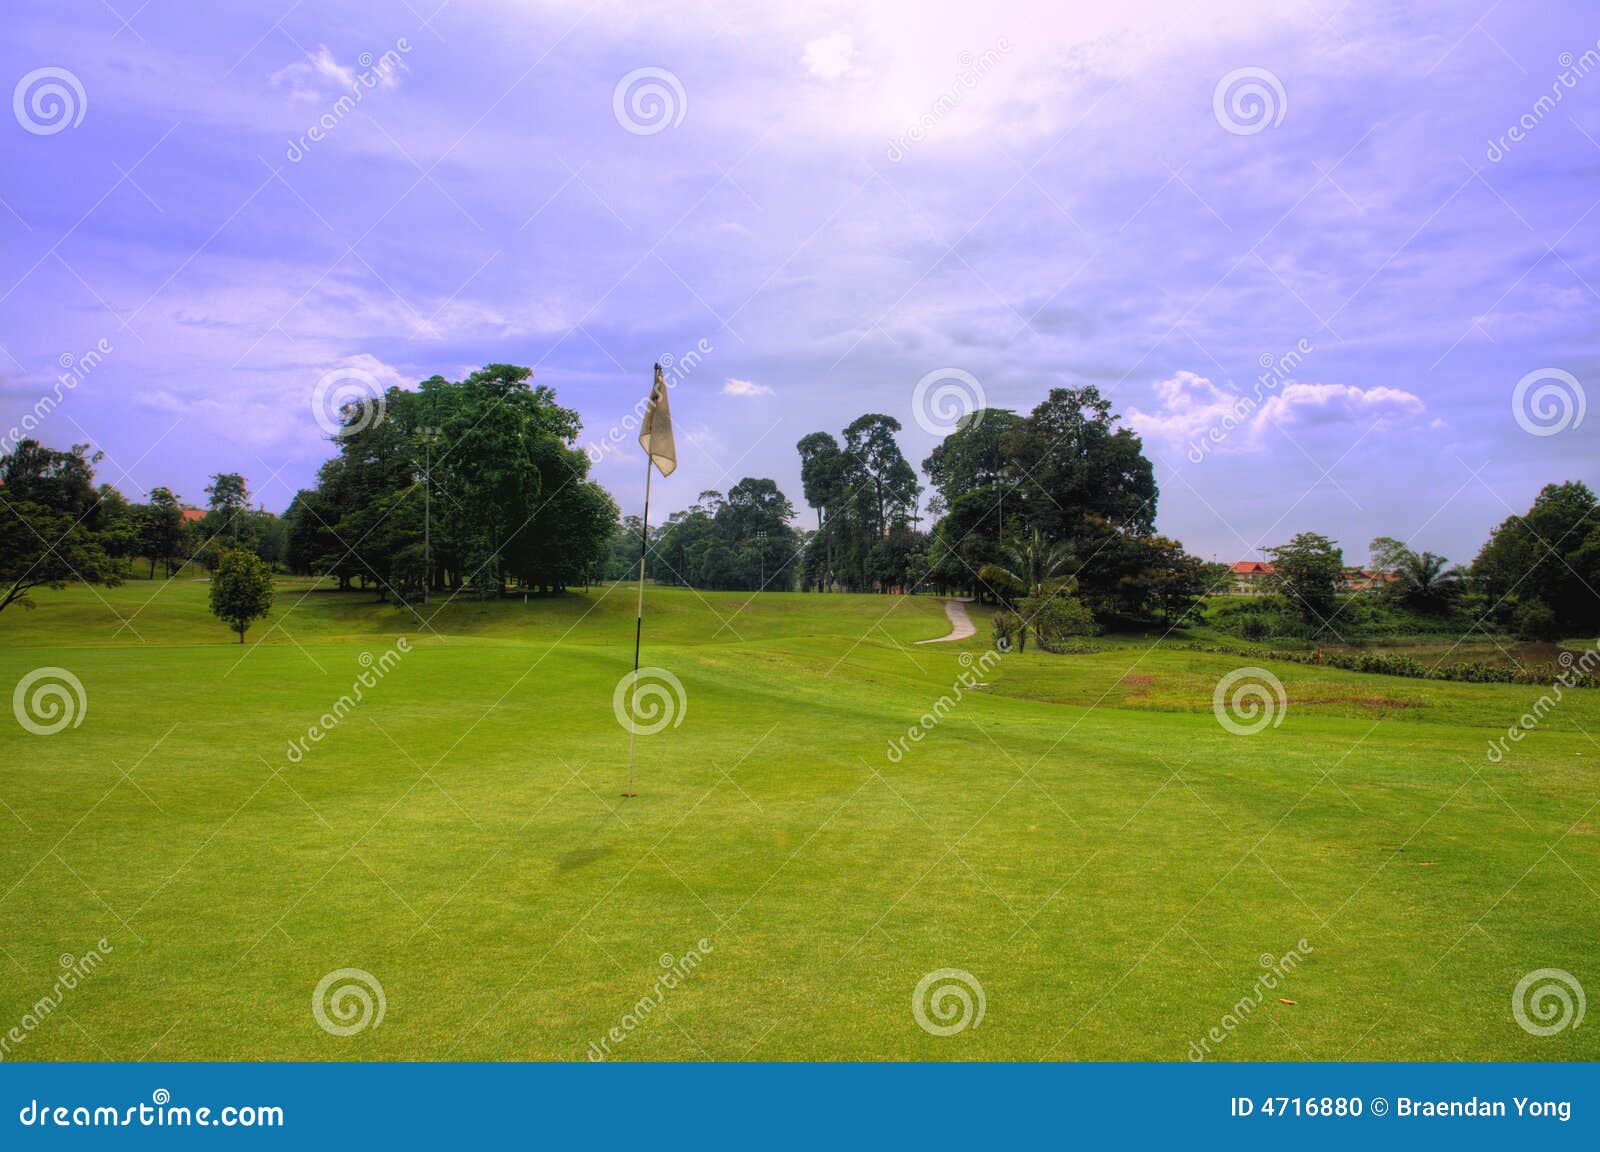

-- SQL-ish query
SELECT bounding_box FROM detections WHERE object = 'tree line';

[1246,480,1600,641]
[3,369,1595,650]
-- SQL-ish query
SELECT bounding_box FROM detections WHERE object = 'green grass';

[1,577,1596,1061]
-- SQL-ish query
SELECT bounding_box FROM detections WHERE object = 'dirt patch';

[1294,696,1418,710]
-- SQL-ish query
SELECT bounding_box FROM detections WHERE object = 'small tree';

[209,549,275,642]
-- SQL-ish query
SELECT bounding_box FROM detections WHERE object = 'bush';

[992,610,1022,651]
[1172,640,1599,688]
[1514,600,1560,641]
[1021,593,1098,652]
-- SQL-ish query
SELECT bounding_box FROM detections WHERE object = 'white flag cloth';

[638,363,677,477]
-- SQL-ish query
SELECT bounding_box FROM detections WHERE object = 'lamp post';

[417,427,442,605]
[756,529,767,590]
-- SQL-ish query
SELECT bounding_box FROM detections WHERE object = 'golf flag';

[638,363,676,477]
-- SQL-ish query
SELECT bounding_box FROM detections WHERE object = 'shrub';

[1514,600,1560,641]
[992,610,1022,651]
[1021,593,1099,652]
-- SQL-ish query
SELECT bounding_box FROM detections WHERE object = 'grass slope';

[1,579,1596,1061]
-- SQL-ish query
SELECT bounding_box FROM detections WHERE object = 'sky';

[2,0,1597,567]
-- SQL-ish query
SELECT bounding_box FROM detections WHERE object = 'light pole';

[756,529,767,590]
[417,427,442,605]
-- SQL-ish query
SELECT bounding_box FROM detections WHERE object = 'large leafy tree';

[0,440,127,613]
[796,432,845,592]
[1471,481,1600,635]
[1009,386,1157,541]
[298,364,612,603]
[204,472,250,541]
[925,485,1006,596]
[136,486,186,577]
[652,479,800,591]
[921,408,1022,514]
[796,415,920,593]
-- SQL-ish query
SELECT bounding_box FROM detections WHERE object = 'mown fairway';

[1,578,1596,1061]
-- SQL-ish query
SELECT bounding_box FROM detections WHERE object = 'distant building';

[180,507,205,523]
[1339,567,1396,593]
[1228,560,1275,595]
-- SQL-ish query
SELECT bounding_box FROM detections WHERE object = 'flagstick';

[624,454,653,798]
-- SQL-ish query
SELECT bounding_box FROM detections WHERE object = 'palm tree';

[1393,549,1461,610]
[978,529,1078,651]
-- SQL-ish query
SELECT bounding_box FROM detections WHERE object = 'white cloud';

[269,45,358,98]
[268,43,408,100]
[802,33,864,81]
[1128,371,1428,456]
[722,378,773,397]
[1127,370,1241,446]
[1258,382,1426,430]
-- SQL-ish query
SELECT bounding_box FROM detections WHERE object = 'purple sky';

[3,0,1596,567]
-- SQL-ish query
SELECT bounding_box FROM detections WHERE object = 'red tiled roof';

[180,508,205,522]
[1229,561,1275,575]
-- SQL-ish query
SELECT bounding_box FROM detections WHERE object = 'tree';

[204,472,250,542]
[651,479,799,591]
[978,529,1079,650]
[208,548,275,642]
[1266,533,1343,625]
[0,440,127,613]
[978,528,1075,604]
[1369,536,1459,614]
[1472,481,1600,636]
[796,432,845,590]
[1009,386,1157,542]
[925,485,1006,597]
[1018,592,1098,651]
[137,487,186,577]
[842,414,919,537]
[798,416,921,594]
[922,409,1023,512]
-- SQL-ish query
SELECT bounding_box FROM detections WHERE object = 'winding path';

[916,597,977,644]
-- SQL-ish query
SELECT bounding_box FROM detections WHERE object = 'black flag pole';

[625,362,668,798]
[624,440,653,798]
